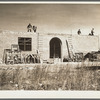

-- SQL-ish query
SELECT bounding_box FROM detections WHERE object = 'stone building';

[0,30,99,63]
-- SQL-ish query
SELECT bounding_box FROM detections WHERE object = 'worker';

[91,28,94,36]
[27,23,32,32]
[77,29,81,35]
[33,26,37,32]
[89,28,94,36]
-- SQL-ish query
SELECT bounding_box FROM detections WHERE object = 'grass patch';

[0,63,99,90]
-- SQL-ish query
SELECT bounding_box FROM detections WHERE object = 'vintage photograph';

[0,3,100,91]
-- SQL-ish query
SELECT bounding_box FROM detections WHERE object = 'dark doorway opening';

[50,37,62,58]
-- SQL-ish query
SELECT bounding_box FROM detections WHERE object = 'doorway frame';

[49,37,62,60]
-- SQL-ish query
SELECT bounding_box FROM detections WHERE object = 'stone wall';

[72,35,99,53]
[39,33,99,61]
[39,33,73,61]
[0,30,99,62]
[0,31,38,61]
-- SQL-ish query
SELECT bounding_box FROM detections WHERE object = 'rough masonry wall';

[40,33,99,61]
[39,33,71,60]
[72,35,99,53]
[0,31,99,62]
[0,31,38,61]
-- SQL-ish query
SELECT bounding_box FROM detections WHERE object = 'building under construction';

[0,27,99,64]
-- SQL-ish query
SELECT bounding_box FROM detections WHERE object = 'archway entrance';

[50,37,62,58]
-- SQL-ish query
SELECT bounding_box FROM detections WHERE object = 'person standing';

[91,28,94,36]
[27,23,32,32]
[33,26,37,32]
[77,29,81,35]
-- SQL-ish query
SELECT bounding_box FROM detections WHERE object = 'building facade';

[0,30,99,63]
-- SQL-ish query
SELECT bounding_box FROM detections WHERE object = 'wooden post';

[66,40,71,59]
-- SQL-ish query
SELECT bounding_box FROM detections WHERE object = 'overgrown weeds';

[0,63,99,90]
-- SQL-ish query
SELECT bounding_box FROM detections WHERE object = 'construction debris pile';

[63,51,100,62]
[2,44,100,64]
[3,44,41,64]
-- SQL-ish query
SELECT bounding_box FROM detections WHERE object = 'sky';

[0,4,100,35]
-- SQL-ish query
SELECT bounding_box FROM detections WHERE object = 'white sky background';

[0,4,100,35]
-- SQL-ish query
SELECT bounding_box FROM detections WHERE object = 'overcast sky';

[0,4,100,35]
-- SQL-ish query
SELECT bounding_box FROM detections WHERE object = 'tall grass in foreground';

[0,64,100,90]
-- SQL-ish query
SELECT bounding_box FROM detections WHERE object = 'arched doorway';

[50,37,62,58]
